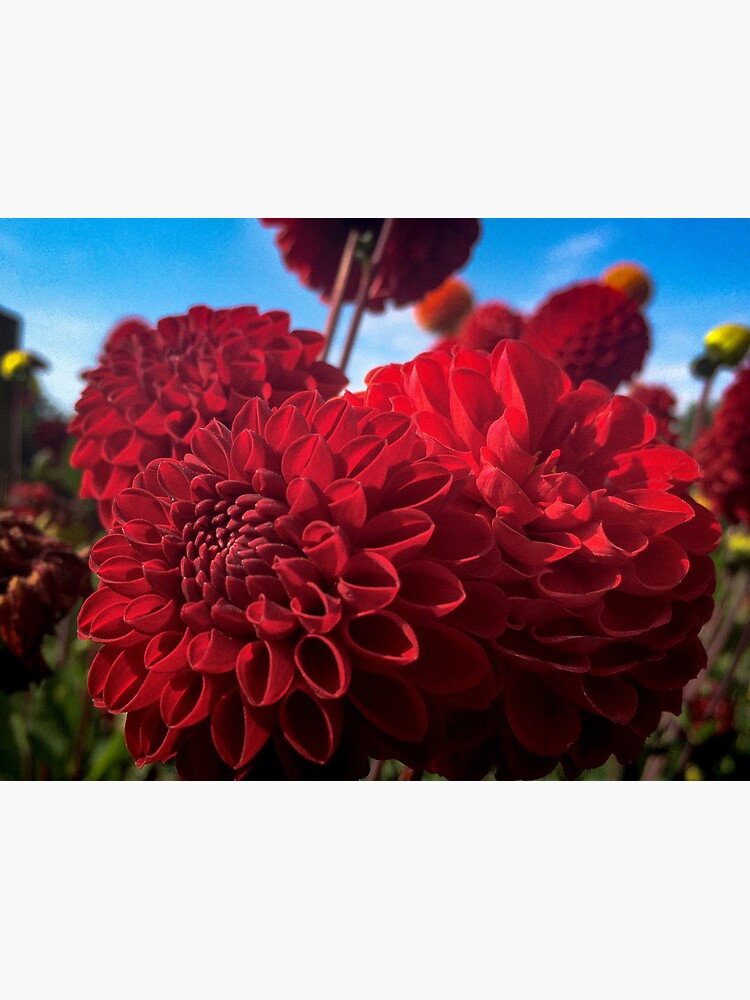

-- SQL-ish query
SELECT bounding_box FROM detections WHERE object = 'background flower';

[363,341,719,779]
[0,511,91,693]
[693,364,750,524]
[414,277,474,334]
[523,282,651,390]
[261,219,481,312]
[627,382,679,446]
[69,306,347,528]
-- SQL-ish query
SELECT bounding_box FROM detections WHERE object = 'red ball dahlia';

[693,364,750,524]
[523,282,650,391]
[261,219,481,313]
[456,302,525,353]
[628,382,679,446]
[78,391,503,779]
[69,306,347,529]
[363,341,720,779]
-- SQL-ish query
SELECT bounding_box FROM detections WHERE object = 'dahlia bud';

[600,262,653,308]
[1,349,47,381]
[725,529,750,568]
[414,277,474,334]
[704,323,750,368]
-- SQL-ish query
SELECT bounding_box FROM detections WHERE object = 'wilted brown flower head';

[0,512,91,693]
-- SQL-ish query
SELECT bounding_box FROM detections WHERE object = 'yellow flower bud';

[684,764,703,781]
[726,530,750,566]
[704,323,750,367]
[1,349,33,381]
[1,349,47,382]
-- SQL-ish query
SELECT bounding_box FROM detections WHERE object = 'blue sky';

[1,218,749,415]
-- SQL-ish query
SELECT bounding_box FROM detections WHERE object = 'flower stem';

[321,227,361,362]
[689,371,715,445]
[338,219,395,375]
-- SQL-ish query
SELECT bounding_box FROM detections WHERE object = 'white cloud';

[543,227,614,287]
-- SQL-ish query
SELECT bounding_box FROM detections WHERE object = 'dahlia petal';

[160,671,218,728]
[95,555,150,597]
[124,704,179,767]
[189,426,231,477]
[103,650,164,713]
[282,434,339,489]
[506,675,581,757]
[491,341,567,449]
[337,551,400,612]
[349,671,428,743]
[88,646,118,704]
[340,436,391,491]
[356,509,434,564]
[155,460,195,501]
[211,689,271,770]
[211,599,256,637]
[120,519,165,558]
[443,581,509,638]
[301,522,351,579]
[380,462,455,515]
[144,631,193,673]
[295,634,351,699]
[187,629,245,673]
[236,640,295,706]
[312,396,359,452]
[537,561,622,606]
[630,536,689,592]
[448,367,500,454]
[405,624,493,696]
[393,560,465,622]
[582,675,638,725]
[264,404,311,453]
[123,593,180,635]
[344,610,420,669]
[324,478,368,534]
[279,689,342,764]
[286,477,330,523]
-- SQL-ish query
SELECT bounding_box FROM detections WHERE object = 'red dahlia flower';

[363,341,719,779]
[261,219,481,312]
[456,302,525,353]
[69,306,347,529]
[1,511,91,693]
[628,382,679,446]
[693,364,750,524]
[78,392,503,779]
[523,282,650,390]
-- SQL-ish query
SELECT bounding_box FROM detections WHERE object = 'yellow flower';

[684,764,703,781]
[726,530,750,566]
[1,349,47,381]
[704,323,750,367]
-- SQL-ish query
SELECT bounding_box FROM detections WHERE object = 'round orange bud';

[413,276,474,334]
[601,262,653,308]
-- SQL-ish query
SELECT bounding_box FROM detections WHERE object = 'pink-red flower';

[1,511,91,693]
[69,306,347,529]
[78,392,502,779]
[523,282,650,390]
[693,364,750,524]
[628,382,679,446]
[363,341,719,779]
[261,219,481,312]
[456,302,525,353]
